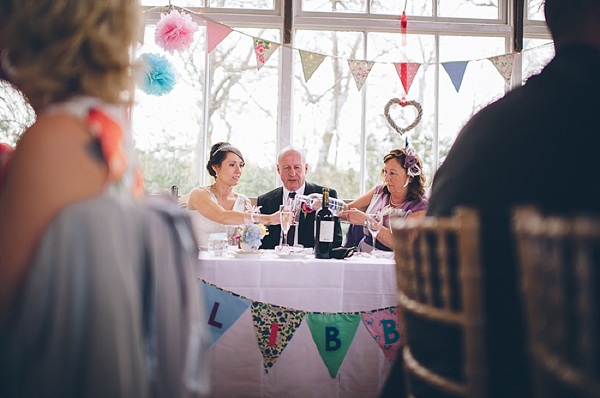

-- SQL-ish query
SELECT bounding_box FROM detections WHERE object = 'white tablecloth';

[196,250,398,398]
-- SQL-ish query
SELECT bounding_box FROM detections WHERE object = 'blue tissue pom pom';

[137,53,177,96]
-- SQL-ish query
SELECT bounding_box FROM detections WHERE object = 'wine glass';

[279,204,295,251]
[366,213,383,257]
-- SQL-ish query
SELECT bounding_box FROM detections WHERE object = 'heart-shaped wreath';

[384,98,423,135]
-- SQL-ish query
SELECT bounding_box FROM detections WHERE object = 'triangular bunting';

[201,282,251,346]
[299,50,326,82]
[488,54,515,84]
[442,61,469,92]
[306,314,361,378]
[251,302,305,373]
[394,62,421,95]
[361,308,403,365]
[348,59,374,91]
[253,38,280,70]
[206,20,232,53]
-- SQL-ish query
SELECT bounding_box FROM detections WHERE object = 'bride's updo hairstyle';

[206,142,245,179]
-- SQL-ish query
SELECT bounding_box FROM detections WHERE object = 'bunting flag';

[253,38,280,70]
[361,308,403,365]
[251,302,305,373]
[306,313,361,378]
[394,62,421,96]
[442,61,469,92]
[299,50,326,82]
[348,59,374,91]
[201,283,252,346]
[489,54,515,84]
[206,20,232,53]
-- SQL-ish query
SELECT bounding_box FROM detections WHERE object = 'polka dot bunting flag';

[394,62,421,96]
[299,50,326,82]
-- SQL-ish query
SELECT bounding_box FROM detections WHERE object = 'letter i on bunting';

[361,308,403,365]
[306,314,361,378]
[251,302,305,373]
[253,38,280,70]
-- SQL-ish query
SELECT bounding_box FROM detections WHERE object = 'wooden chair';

[513,207,600,398]
[390,207,486,398]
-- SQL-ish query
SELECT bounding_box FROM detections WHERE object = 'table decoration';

[237,223,268,252]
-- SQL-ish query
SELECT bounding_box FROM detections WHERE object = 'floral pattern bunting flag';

[251,302,305,373]
[201,283,252,346]
[348,59,374,91]
[394,62,421,96]
[306,314,361,378]
[488,54,515,84]
[299,50,326,82]
[253,38,280,70]
[206,20,232,53]
[361,308,403,364]
[442,61,469,92]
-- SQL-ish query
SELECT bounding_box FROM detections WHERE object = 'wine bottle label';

[319,220,334,242]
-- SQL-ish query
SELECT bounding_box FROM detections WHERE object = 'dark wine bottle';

[315,187,334,259]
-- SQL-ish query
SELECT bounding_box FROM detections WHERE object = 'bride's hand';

[267,211,281,225]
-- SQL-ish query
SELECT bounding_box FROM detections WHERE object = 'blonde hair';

[0,0,142,106]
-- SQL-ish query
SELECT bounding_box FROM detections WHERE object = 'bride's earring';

[1,48,17,80]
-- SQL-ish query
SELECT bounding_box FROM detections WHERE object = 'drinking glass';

[366,213,383,257]
[279,204,295,251]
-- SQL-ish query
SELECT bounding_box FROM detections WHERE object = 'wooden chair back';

[391,207,486,398]
[513,207,600,398]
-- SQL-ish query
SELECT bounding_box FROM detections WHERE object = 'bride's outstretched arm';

[188,188,280,225]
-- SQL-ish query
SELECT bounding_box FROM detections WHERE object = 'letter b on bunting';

[306,314,361,378]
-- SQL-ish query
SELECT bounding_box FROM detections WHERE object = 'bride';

[187,142,279,250]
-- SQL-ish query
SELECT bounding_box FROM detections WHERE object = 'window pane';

[527,0,545,21]
[133,26,206,195]
[371,0,432,17]
[208,0,274,9]
[208,28,280,197]
[366,33,436,191]
[522,39,553,83]
[437,36,505,162]
[437,0,499,19]
[293,30,365,199]
[0,83,34,146]
[302,0,366,14]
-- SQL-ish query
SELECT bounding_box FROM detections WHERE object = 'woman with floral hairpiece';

[186,141,280,250]
[340,147,428,252]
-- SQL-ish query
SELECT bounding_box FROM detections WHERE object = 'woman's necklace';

[389,195,405,208]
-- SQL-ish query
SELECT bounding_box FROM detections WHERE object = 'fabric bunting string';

[142,5,551,94]
[199,280,403,376]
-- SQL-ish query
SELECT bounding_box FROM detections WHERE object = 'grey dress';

[0,194,209,398]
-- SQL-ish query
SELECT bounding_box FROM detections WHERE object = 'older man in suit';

[258,146,342,250]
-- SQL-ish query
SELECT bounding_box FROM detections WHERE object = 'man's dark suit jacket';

[257,182,343,250]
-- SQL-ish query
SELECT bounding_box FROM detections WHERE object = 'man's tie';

[287,192,296,246]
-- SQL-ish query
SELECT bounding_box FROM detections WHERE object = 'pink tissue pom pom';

[155,10,199,54]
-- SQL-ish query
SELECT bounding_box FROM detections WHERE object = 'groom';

[258,146,343,250]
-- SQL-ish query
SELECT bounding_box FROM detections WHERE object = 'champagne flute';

[279,204,294,251]
[366,213,383,257]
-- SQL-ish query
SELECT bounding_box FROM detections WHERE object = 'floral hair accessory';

[403,147,421,180]
[155,10,199,54]
[137,53,177,96]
